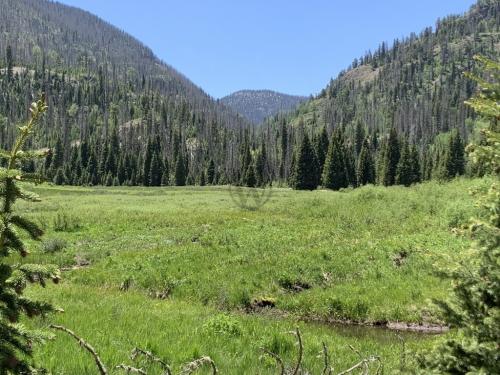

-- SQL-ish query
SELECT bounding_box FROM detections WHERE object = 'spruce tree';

[53,168,65,185]
[382,127,400,186]
[149,153,161,186]
[174,153,186,186]
[6,45,13,81]
[419,55,500,374]
[315,126,329,173]
[207,159,215,185]
[254,140,267,187]
[356,137,375,186]
[292,133,319,190]
[244,164,256,188]
[0,97,60,373]
[395,140,413,186]
[322,129,348,190]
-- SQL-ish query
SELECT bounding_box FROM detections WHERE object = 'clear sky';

[56,0,477,98]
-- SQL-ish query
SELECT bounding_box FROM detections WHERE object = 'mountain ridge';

[221,89,307,124]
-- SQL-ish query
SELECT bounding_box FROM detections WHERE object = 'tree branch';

[50,324,108,375]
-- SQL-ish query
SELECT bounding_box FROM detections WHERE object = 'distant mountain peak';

[221,90,307,124]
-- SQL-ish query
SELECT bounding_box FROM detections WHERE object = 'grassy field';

[15,178,486,373]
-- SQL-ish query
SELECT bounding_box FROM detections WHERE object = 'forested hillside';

[259,0,499,186]
[0,0,250,186]
[221,90,306,124]
[0,0,497,188]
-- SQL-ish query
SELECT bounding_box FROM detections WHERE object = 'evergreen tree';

[419,55,500,375]
[244,164,256,188]
[292,133,319,190]
[354,121,365,156]
[315,126,329,174]
[207,159,215,185]
[149,153,162,186]
[322,129,348,190]
[175,153,187,186]
[410,145,421,184]
[444,130,466,179]
[280,121,288,181]
[0,97,60,373]
[382,127,400,186]
[255,140,267,187]
[53,168,65,185]
[6,45,13,81]
[356,137,375,186]
[142,139,153,186]
[51,137,64,171]
[395,140,413,186]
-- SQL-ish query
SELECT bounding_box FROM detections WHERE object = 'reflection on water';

[317,322,442,344]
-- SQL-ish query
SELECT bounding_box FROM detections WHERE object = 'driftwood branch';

[130,347,172,375]
[337,356,381,375]
[50,324,108,375]
[290,328,303,375]
[115,364,147,374]
[260,347,285,375]
[180,356,217,375]
[322,342,332,375]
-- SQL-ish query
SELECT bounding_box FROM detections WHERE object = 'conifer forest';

[0,0,498,373]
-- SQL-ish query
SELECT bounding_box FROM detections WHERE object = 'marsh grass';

[16,178,484,373]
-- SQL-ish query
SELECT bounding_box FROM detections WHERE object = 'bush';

[203,314,242,336]
[40,238,67,253]
[53,211,82,232]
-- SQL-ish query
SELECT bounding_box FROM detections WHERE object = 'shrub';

[203,314,242,336]
[40,238,67,253]
[53,211,82,232]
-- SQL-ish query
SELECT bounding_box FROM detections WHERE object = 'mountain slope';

[221,90,306,124]
[268,0,499,144]
[0,0,249,186]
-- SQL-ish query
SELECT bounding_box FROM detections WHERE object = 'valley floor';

[19,178,486,373]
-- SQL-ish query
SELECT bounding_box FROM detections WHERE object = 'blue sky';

[57,0,476,98]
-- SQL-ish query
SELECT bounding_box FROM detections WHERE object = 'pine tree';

[254,140,267,187]
[244,164,256,188]
[315,126,329,173]
[175,153,186,186]
[207,159,215,185]
[292,134,319,190]
[280,121,288,181]
[149,153,162,186]
[142,139,153,186]
[6,45,13,81]
[292,133,319,190]
[409,144,421,184]
[0,97,60,373]
[354,121,365,156]
[356,137,375,186]
[53,168,65,185]
[419,55,500,374]
[444,130,466,179]
[382,127,400,186]
[322,129,348,190]
[395,140,413,186]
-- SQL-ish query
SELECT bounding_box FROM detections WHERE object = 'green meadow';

[17,178,486,373]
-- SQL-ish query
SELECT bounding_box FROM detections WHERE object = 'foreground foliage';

[419,56,499,373]
[0,98,59,373]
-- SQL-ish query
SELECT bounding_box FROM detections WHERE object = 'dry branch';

[290,328,303,375]
[337,356,381,375]
[116,364,147,374]
[180,356,217,375]
[322,342,332,375]
[260,347,285,375]
[130,347,172,375]
[49,324,108,375]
